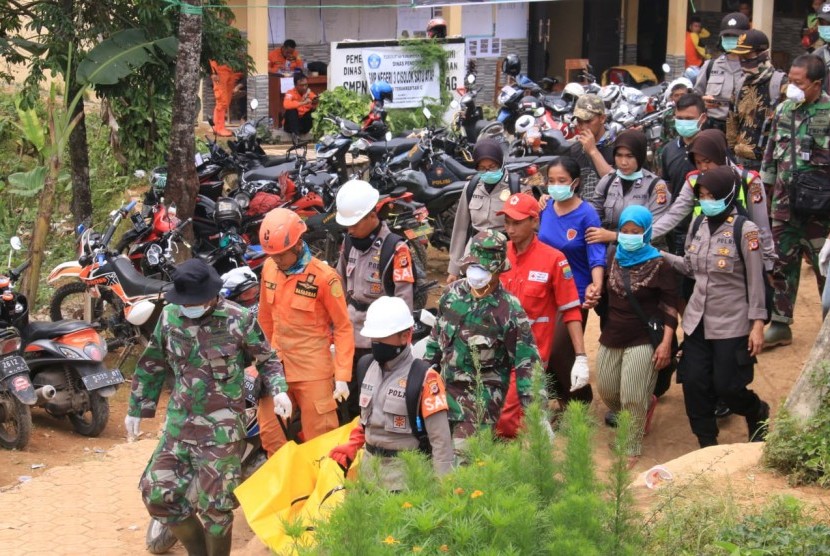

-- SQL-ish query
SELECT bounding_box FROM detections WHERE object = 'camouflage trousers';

[771,217,830,323]
[446,375,508,441]
[140,434,243,536]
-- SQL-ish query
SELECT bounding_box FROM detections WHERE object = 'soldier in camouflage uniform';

[125,259,289,556]
[761,54,830,347]
[425,230,541,447]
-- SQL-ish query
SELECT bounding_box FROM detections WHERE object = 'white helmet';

[360,296,415,338]
[562,82,585,101]
[335,179,380,226]
[514,115,536,136]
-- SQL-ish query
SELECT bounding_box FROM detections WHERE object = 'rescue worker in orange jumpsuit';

[209,60,243,138]
[256,208,354,455]
[282,73,318,137]
[496,193,589,437]
[268,39,303,74]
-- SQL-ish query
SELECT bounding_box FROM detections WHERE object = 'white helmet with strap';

[335,180,380,226]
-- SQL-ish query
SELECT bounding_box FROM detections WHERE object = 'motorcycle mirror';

[10,237,21,251]
[385,131,392,142]
[467,74,476,85]
[250,99,259,111]
[422,107,432,120]
[450,100,460,110]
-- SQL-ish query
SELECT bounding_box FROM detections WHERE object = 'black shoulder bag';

[789,109,830,217]
[621,267,666,350]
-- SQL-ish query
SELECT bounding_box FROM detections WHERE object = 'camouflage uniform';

[129,298,287,536]
[424,231,541,442]
[761,94,830,324]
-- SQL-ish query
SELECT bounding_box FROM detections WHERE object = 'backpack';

[343,231,415,299]
[690,213,772,323]
[465,171,522,241]
[354,353,432,453]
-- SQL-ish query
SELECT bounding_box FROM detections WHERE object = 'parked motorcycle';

[6,238,123,438]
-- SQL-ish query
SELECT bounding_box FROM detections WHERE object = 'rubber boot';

[167,515,207,556]
[763,322,792,349]
[714,399,732,418]
[213,104,232,137]
[205,523,233,556]
[747,401,770,442]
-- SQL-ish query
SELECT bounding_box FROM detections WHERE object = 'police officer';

[661,166,770,448]
[570,93,616,202]
[447,138,527,282]
[426,230,542,448]
[328,296,454,491]
[335,179,414,419]
[126,259,291,556]
[762,54,830,347]
[728,29,788,172]
[811,2,830,93]
[586,129,672,247]
[694,12,751,132]
[652,129,776,273]
[257,208,354,453]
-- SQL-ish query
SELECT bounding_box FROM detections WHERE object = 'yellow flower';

[453,487,464,495]
[383,535,400,545]
[439,544,450,552]
[470,490,484,499]
[402,502,413,509]
[476,461,486,467]
[412,547,423,553]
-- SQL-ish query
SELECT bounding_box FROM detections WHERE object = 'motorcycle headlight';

[234,192,251,210]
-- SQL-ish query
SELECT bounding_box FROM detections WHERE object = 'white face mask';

[465,264,492,290]
[180,303,210,319]
[785,83,806,103]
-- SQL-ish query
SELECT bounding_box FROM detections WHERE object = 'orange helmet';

[259,208,307,254]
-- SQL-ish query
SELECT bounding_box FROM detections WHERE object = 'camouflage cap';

[573,94,605,121]
[460,230,511,273]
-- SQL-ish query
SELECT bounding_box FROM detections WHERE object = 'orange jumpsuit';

[257,255,354,454]
[209,60,242,137]
[268,49,303,74]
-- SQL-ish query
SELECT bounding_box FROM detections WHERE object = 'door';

[527,2,552,80]
[583,0,623,79]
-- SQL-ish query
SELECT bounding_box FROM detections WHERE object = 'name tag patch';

[528,271,549,283]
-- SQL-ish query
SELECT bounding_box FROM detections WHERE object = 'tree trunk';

[68,90,92,228]
[165,0,202,229]
[783,313,830,423]
[23,152,60,307]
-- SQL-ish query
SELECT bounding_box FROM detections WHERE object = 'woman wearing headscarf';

[661,166,770,449]
[447,138,526,282]
[586,129,671,248]
[586,205,678,466]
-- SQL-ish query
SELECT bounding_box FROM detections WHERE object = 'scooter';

[7,237,123,438]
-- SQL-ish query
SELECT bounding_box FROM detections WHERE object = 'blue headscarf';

[615,205,661,268]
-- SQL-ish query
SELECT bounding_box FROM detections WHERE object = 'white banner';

[329,39,466,108]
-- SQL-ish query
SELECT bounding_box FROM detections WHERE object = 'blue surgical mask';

[617,232,645,252]
[548,182,575,202]
[820,26,830,42]
[699,198,728,217]
[180,303,211,319]
[721,36,739,52]
[674,118,700,138]
[616,168,644,181]
[480,169,504,185]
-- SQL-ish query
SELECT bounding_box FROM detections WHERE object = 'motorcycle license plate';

[404,223,433,240]
[82,369,124,390]
[0,356,28,379]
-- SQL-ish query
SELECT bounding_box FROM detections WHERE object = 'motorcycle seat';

[25,319,93,342]
[366,138,419,157]
[243,161,297,182]
[441,156,477,179]
[111,256,171,298]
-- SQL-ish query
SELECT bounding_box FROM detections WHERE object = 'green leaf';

[7,166,47,196]
[13,96,46,153]
[76,29,178,86]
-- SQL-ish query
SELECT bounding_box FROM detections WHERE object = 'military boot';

[747,401,770,442]
[167,515,207,556]
[205,524,233,556]
[763,323,792,348]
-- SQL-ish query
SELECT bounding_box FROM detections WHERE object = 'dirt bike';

[6,237,123,438]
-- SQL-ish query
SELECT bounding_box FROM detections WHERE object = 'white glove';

[124,415,141,441]
[570,355,590,392]
[819,237,830,277]
[333,380,350,402]
[273,392,292,419]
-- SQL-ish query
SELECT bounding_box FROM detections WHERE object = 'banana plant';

[12,29,177,305]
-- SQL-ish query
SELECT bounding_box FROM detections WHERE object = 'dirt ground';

[0,253,824,489]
